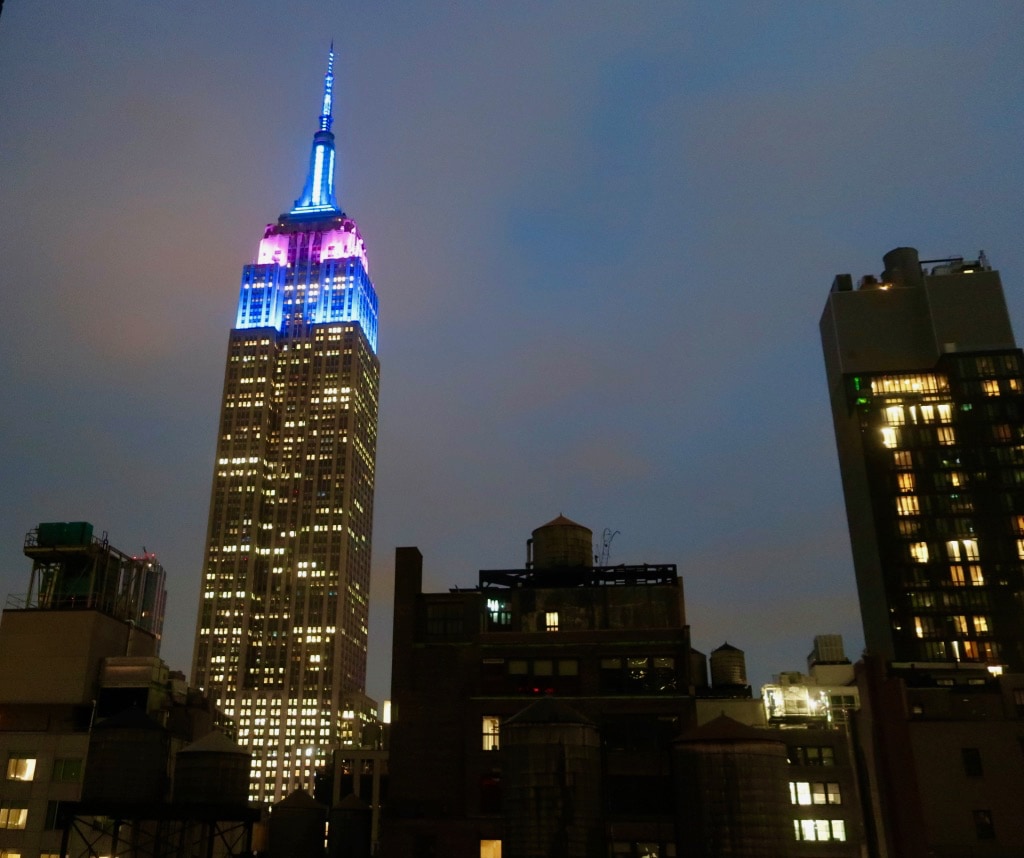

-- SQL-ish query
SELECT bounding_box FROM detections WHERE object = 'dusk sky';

[2,3,1023,705]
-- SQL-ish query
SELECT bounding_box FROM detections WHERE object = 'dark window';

[973,809,995,840]
[424,602,464,640]
[480,659,506,694]
[603,716,678,754]
[44,800,61,830]
[600,657,625,693]
[605,775,673,815]
[789,745,835,767]
[479,773,502,814]
[599,656,676,694]
[611,844,663,858]
[506,658,580,695]
[414,835,437,858]
[52,758,83,782]
[962,748,983,777]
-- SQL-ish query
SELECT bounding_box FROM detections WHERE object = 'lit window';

[480,840,502,858]
[974,616,990,634]
[968,566,985,586]
[482,716,501,751]
[5,755,35,782]
[963,540,980,560]
[885,405,905,425]
[909,542,929,563]
[897,473,915,493]
[937,426,956,445]
[881,427,899,449]
[545,612,559,632]
[790,781,812,805]
[486,598,511,627]
[893,450,913,468]
[937,403,952,422]
[953,616,968,635]
[896,496,919,516]
[982,379,1000,396]
[793,818,846,842]
[0,805,28,829]
[950,566,965,587]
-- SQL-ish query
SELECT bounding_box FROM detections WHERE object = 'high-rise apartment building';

[191,47,380,802]
[821,247,1024,671]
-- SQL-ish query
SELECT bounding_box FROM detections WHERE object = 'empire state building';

[191,47,380,802]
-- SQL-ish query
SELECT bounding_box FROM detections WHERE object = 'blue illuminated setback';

[234,44,378,353]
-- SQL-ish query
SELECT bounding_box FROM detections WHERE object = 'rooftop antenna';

[597,528,620,567]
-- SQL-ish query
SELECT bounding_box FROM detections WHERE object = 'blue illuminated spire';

[319,40,335,132]
[291,44,342,217]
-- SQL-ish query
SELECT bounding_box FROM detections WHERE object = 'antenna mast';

[597,528,620,566]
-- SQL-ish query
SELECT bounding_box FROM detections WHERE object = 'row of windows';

[790,781,841,805]
[793,819,846,842]
[479,656,678,696]
[903,535,1024,566]
[863,357,1022,397]
[890,447,1024,470]
[895,494,988,517]
[882,403,954,425]
[788,745,835,766]
[5,755,81,783]
[907,590,991,610]
[904,640,1000,661]
[881,425,957,448]
[481,840,675,858]
[913,615,990,637]
[907,539,980,563]
[904,565,987,587]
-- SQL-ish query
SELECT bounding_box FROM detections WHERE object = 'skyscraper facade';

[191,47,380,802]
[821,247,1024,671]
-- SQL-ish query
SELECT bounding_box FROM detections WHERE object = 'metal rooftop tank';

[710,642,748,688]
[529,515,593,569]
[172,730,251,806]
[674,715,794,857]
[502,697,602,858]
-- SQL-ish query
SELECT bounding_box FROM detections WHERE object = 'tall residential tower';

[191,47,380,802]
[821,247,1024,671]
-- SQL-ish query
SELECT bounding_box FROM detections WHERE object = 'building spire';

[290,43,342,217]
[319,41,335,133]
